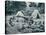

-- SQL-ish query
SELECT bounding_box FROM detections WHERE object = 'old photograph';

[5,1,45,34]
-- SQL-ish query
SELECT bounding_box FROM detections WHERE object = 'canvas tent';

[31,9,41,19]
[16,11,24,16]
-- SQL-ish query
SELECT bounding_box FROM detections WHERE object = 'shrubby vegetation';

[5,1,45,34]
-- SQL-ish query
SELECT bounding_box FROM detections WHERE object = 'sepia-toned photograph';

[5,1,45,34]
